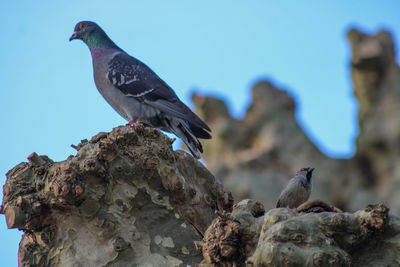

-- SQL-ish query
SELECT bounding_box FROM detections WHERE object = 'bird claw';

[126,120,148,128]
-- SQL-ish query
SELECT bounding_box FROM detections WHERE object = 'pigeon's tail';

[169,118,204,159]
[188,123,212,139]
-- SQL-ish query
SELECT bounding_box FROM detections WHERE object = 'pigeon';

[69,21,211,158]
[276,167,314,209]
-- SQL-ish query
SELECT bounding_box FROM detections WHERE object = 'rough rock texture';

[201,199,400,267]
[191,28,400,213]
[201,199,265,266]
[1,125,232,267]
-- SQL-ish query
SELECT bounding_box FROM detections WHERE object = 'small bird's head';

[296,167,315,182]
[69,21,100,42]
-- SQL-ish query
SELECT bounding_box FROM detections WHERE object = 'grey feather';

[276,167,314,209]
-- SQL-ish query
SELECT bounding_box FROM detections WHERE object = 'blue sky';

[1,1,399,265]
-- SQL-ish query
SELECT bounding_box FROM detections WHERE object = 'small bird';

[69,21,211,158]
[276,167,314,209]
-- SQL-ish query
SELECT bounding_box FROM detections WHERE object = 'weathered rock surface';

[348,29,400,211]
[201,200,400,267]
[192,28,400,213]
[1,125,232,267]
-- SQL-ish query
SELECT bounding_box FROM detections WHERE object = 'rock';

[192,80,353,211]
[191,28,400,213]
[1,125,232,267]
[202,200,400,266]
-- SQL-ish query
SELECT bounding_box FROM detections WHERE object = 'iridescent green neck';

[85,29,118,50]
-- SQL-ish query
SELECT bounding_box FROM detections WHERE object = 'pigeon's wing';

[108,53,211,132]
[107,53,172,98]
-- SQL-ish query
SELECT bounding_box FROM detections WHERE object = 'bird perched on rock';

[276,167,314,209]
[69,21,211,158]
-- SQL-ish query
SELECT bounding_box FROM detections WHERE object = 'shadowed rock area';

[192,28,400,213]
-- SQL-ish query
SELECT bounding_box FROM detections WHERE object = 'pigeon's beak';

[69,32,79,41]
[308,167,315,173]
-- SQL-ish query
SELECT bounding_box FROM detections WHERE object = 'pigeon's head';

[69,21,101,43]
[296,167,315,182]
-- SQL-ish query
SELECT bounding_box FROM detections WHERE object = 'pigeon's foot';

[126,120,149,128]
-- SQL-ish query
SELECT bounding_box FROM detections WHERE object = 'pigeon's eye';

[80,23,87,30]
